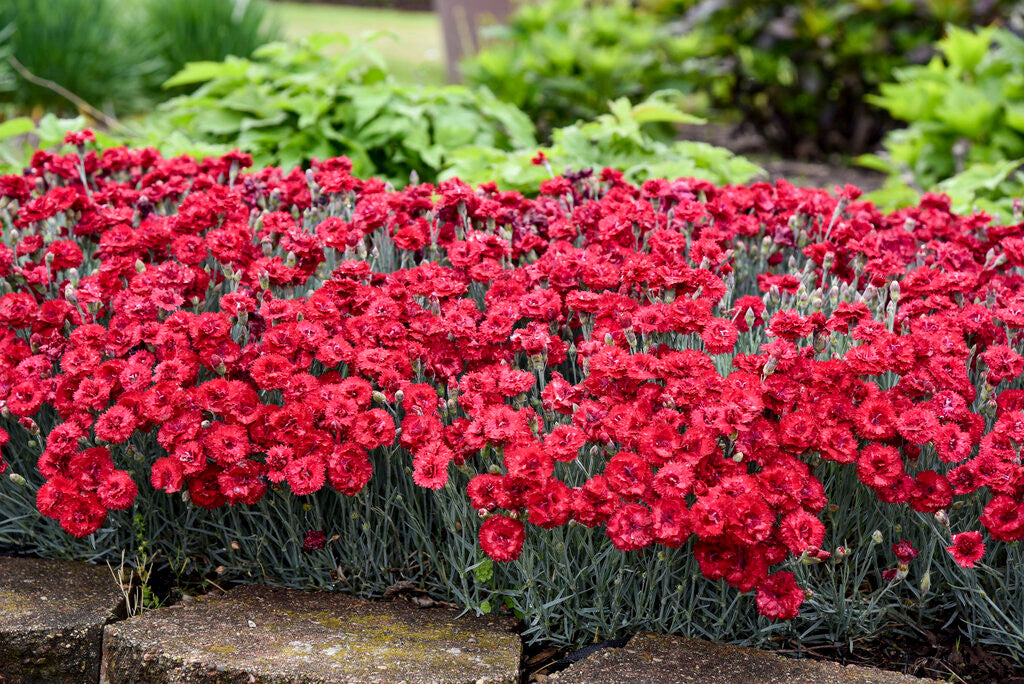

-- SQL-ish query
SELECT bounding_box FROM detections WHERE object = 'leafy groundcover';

[1,136,1024,659]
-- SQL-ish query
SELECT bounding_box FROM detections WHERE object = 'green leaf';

[631,101,704,126]
[1004,104,1024,133]
[194,110,247,136]
[936,84,997,138]
[163,59,249,89]
[34,115,88,148]
[939,25,994,74]
[433,106,485,150]
[473,558,494,584]
[350,89,394,130]
[479,600,492,615]
[0,118,34,141]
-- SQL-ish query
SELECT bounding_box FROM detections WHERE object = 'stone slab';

[551,632,932,684]
[0,556,125,683]
[101,584,521,683]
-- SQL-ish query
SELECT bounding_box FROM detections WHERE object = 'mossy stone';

[552,632,934,684]
[101,584,521,683]
[0,556,125,683]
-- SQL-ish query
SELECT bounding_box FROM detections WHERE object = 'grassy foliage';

[141,0,282,87]
[0,0,159,115]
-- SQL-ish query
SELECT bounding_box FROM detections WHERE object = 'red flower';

[151,457,185,494]
[94,405,138,443]
[59,495,108,537]
[412,442,452,490]
[285,454,326,496]
[946,531,985,568]
[892,539,919,564]
[97,470,138,510]
[525,479,572,529]
[479,515,525,562]
[756,571,804,620]
[606,503,653,551]
[779,510,825,555]
[64,130,96,146]
[857,444,903,489]
[303,529,327,552]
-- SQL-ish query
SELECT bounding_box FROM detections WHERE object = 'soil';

[775,625,1024,684]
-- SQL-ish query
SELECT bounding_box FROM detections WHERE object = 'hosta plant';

[156,34,536,182]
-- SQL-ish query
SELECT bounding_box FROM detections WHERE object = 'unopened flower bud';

[920,571,931,595]
[372,391,387,404]
[8,473,26,486]
[935,510,949,527]
[871,530,883,544]
[135,259,145,273]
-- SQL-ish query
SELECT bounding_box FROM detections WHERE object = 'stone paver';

[0,556,125,683]
[551,632,933,684]
[101,584,521,683]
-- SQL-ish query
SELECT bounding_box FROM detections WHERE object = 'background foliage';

[662,0,1020,158]
[157,35,536,182]
[0,0,278,116]
[863,25,1024,217]
[461,0,703,140]
[442,92,763,191]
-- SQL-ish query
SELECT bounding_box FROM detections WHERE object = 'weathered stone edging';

[0,556,125,683]
[0,556,947,683]
[550,632,933,683]
[100,584,522,683]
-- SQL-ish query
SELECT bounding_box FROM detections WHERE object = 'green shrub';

[661,0,1017,158]
[442,92,763,192]
[0,0,159,115]
[141,0,281,88]
[156,35,537,182]
[460,0,702,139]
[861,26,1024,218]
[865,27,1024,182]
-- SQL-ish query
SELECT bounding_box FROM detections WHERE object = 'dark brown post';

[433,0,512,83]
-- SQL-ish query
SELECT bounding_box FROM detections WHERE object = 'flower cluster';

[2,138,1022,621]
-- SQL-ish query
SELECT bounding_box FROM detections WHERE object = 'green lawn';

[271,2,445,84]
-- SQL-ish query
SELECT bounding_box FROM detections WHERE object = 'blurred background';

[1,0,1024,215]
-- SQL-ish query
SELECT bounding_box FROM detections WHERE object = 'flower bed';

[1,136,1023,655]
